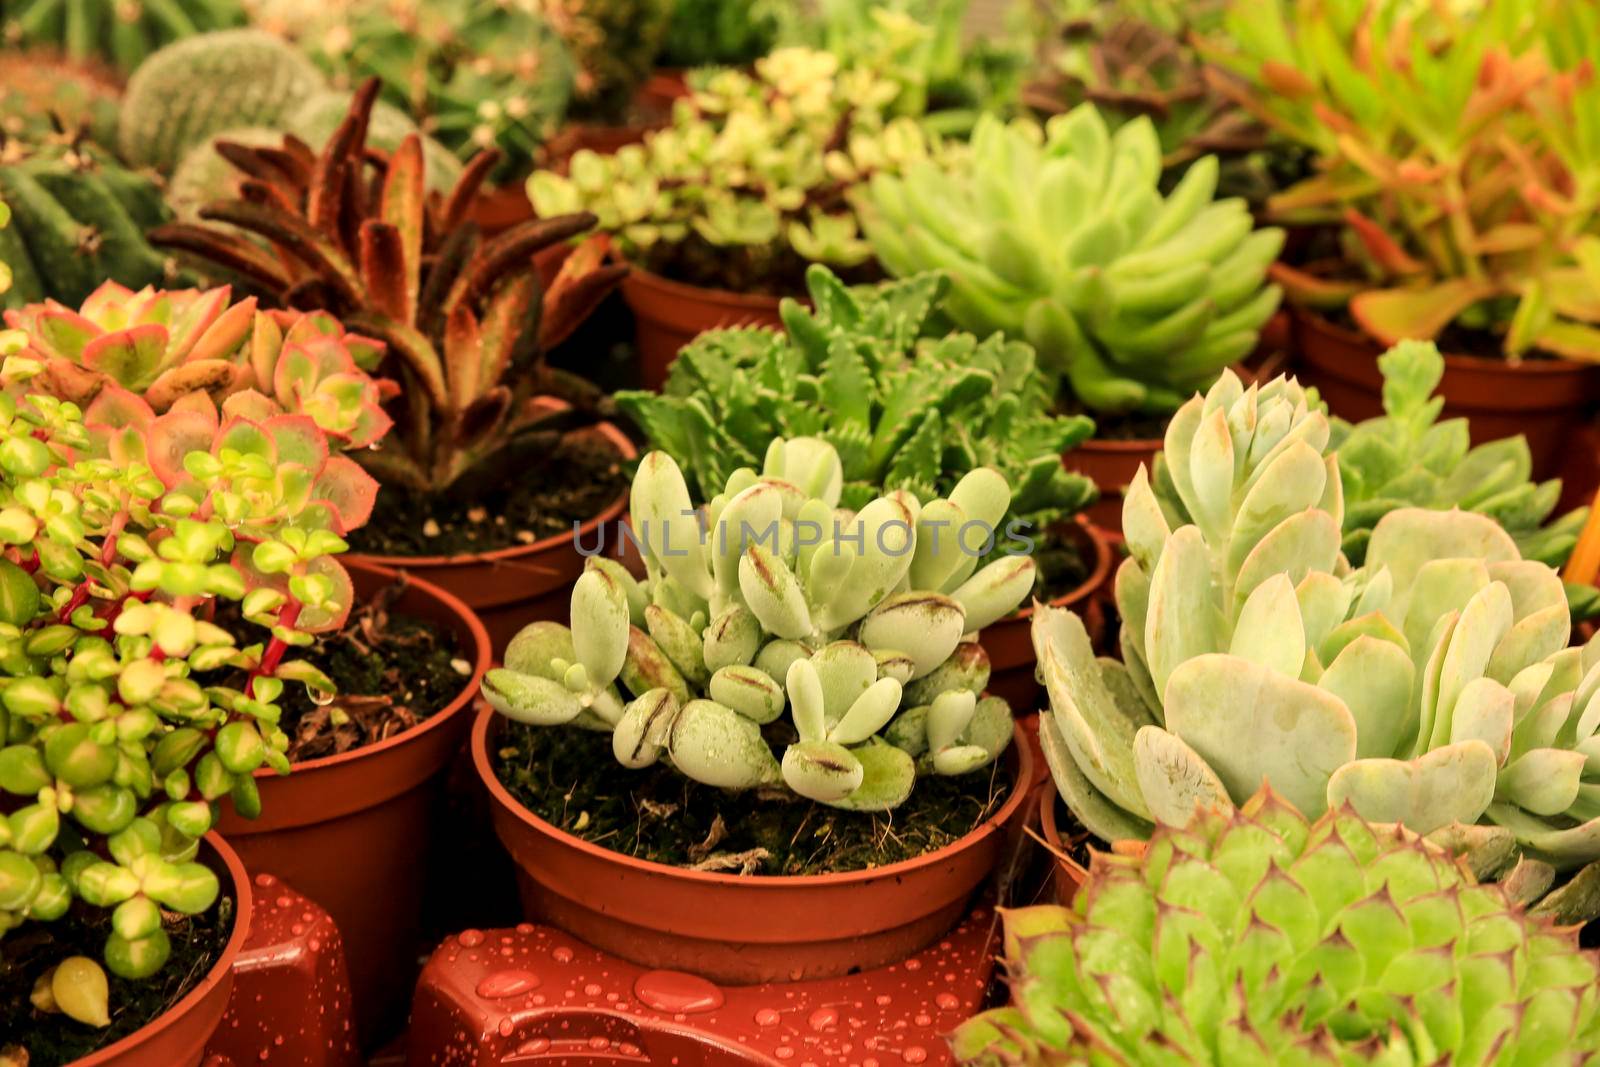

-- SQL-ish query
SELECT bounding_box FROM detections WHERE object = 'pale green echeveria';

[482,437,1030,811]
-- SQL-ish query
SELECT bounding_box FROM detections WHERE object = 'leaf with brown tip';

[197,201,364,306]
[341,311,449,412]
[307,79,382,243]
[381,135,426,322]
[441,149,503,233]
[359,220,410,324]
[444,303,484,413]
[146,224,292,293]
[443,213,598,319]
[539,243,627,352]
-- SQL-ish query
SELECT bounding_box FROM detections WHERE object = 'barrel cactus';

[952,786,1600,1065]
[1,0,244,73]
[0,137,184,311]
[0,52,121,144]
[857,104,1283,414]
[482,437,1033,809]
[117,29,325,173]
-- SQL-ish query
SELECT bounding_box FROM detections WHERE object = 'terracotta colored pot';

[622,268,786,389]
[71,836,251,1067]
[347,418,635,651]
[1292,306,1600,480]
[1037,782,1090,905]
[541,123,659,172]
[979,519,1113,710]
[1063,438,1159,539]
[636,69,691,116]
[216,562,490,1049]
[472,708,1034,984]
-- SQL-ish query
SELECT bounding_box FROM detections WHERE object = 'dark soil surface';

[1032,525,1092,604]
[1059,398,1171,442]
[351,436,629,558]
[1,897,233,1067]
[635,235,883,298]
[495,723,1011,876]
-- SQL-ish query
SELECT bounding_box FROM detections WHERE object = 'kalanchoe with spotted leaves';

[0,383,379,1022]
[951,786,1600,1065]
[482,438,1031,811]
[145,80,627,496]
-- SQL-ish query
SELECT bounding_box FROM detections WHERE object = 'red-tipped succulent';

[149,79,628,493]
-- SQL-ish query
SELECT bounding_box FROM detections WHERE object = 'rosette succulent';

[0,385,377,1020]
[857,105,1284,414]
[3,282,393,451]
[482,438,1033,809]
[617,265,1096,570]
[527,47,942,293]
[952,787,1600,1065]
[147,82,625,496]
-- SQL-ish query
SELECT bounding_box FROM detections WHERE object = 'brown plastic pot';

[347,416,635,650]
[636,69,691,116]
[622,268,786,389]
[1037,782,1090,905]
[216,561,490,1049]
[71,836,251,1067]
[1292,306,1600,480]
[1063,438,1159,540]
[472,707,1034,984]
[978,518,1113,710]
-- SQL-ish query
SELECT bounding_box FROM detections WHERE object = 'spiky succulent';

[482,438,1033,810]
[617,264,1096,564]
[527,47,942,294]
[952,786,1600,1065]
[0,52,120,144]
[146,82,626,495]
[3,282,393,450]
[539,0,672,124]
[1,0,245,73]
[857,105,1284,414]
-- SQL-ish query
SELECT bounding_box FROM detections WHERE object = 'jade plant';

[1203,0,1600,358]
[1036,367,1600,913]
[1,0,244,74]
[617,265,1096,575]
[2,282,393,452]
[952,787,1600,1064]
[483,438,1032,810]
[0,382,377,1023]
[527,47,942,294]
[857,105,1284,414]
[292,0,576,178]
[146,81,626,497]
[657,0,784,68]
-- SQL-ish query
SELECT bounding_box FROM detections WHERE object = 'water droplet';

[935,993,959,1011]
[588,1037,609,1050]
[476,970,540,999]
[308,686,335,707]
[902,959,921,971]
[874,995,892,1006]
[498,1018,514,1037]
[254,874,276,888]
[516,922,534,934]
[515,1037,551,1055]
[551,946,574,963]
[914,1014,931,1026]
[755,1008,781,1027]
[458,929,485,948]
[584,982,602,996]
[774,1049,795,1061]
[902,1047,927,1064]
[807,1007,839,1031]
[634,970,724,1015]
[276,895,292,908]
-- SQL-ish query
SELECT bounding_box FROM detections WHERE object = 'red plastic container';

[472,708,1033,985]
[216,562,491,1048]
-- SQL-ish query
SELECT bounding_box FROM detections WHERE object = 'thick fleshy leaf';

[1325,742,1499,834]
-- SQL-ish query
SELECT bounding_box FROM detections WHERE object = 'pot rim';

[472,705,1034,889]
[1003,516,1114,624]
[251,560,491,778]
[72,832,252,1066]
[621,262,792,311]
[1293,304,1600,377]
[1037,779,1090,881]
[350,417,637,568]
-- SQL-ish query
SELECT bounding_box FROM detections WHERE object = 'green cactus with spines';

[0,136,186,311]
[1,0,245,74]
[116,28,325,173]
[545,0,674,123]
[0,51,121,145]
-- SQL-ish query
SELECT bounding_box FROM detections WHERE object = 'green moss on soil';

[494,722,1011,876]
[1,898,233,1067]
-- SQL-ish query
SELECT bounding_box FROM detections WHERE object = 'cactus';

[857,105,1284,415]
[483,438,1032,809]
[294,0,574,179]
[952,787,1600,1065]
[116,29,325,173]
[528,47,942,293]
[0,0,245,74]
[0,51,121,145]
[657,0,783,67]
[0,135,185,312]
[541,0,673,123]
[148,82,626,494]
[617,265,1097,564]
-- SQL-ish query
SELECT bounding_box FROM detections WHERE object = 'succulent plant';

[294,0,575,179]
[0,135,186,312]
[3,282,393,451]
[147,82,626,495]
[857,105,1284,415]
[0,51,121,145]
[0,0,245,73]
[117,29,326,173]
[1330,339,1586,571]
[1203,0,1600,360]
[527,47,942,294]
[617,265,1096,563]
[951,786,1600,1065]
[0,382,376,1014]
[539,0,673,124]
[483,438,1032,809]
[657,0,784,68]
